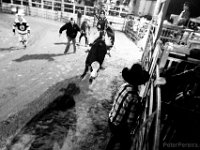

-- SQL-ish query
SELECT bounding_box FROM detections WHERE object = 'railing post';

[153,0,162,16]
[52,0,54,11]
[41,0,44,8]
[119,5,122,17]
[0,0,2,12]
[61,0,64,21]
[28,0,32,7]
[107,4,110,15]
[26,0,31,15]
[154,0,170,45]
[84,5,86,16]
[154,64,162,150]
[73,3,75,14]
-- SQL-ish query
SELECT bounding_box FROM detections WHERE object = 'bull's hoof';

[85,49,90,53]
[107,52,111,57]
[100,66,105,70]
[80,74,85,79]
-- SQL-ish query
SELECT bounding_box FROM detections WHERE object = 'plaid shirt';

[109,83,140,129]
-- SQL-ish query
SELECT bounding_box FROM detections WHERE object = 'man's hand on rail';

[154,77,166,86]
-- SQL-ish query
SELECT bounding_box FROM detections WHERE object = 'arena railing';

[1,0,128,31]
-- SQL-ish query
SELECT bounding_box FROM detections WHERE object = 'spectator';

[59,17,80,54]
[77,8,82,27]
[106,63,150,150]
[173,2,190,26]
[79,19,90,46]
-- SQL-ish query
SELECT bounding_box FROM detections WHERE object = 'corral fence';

[0,0,129,31]
[124,15,150,42]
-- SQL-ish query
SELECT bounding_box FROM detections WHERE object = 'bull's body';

[81,38,107,83]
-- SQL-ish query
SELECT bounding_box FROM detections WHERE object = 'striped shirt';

[109,83,140,129]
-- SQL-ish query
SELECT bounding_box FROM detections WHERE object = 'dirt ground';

[0,13,142,149]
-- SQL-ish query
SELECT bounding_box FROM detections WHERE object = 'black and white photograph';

[0,0,200,150]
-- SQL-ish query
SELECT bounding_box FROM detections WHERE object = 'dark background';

[166,0,200,19]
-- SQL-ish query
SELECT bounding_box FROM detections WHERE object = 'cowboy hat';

[122,63,149,85]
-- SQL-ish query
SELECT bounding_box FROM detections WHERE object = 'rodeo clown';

[13,11,30,48]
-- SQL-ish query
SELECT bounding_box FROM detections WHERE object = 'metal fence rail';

[1,0,128,31]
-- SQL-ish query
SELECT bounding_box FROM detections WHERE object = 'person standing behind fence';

[177,2,190,26]
[78,19,90,46]
[77,8,82,27]
[59,17,80,54]
[170,2,190,26]
[106,63,150,150]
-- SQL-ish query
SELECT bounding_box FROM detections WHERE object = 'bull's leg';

[89,77,94,84]
[81,64,89,79]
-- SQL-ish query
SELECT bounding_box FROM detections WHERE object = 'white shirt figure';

[13,11,30,47]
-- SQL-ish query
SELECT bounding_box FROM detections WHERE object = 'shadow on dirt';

[54,43,77,46]
[0,47,24,52]
[13,53,65,62]
[6,83,80,150]
[54,42,67,45]
[2,76,123,150]
[75,77,122,150]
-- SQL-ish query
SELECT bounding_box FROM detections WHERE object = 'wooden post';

[119,5,122,17]
[0,0,2,12]
[61,0,64,21]
[41,0,44,8]
[84,5,86,16]
[73,3,75,14]
[52,0,55,11]
[28,0,31,7]
[27,0,31,15]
